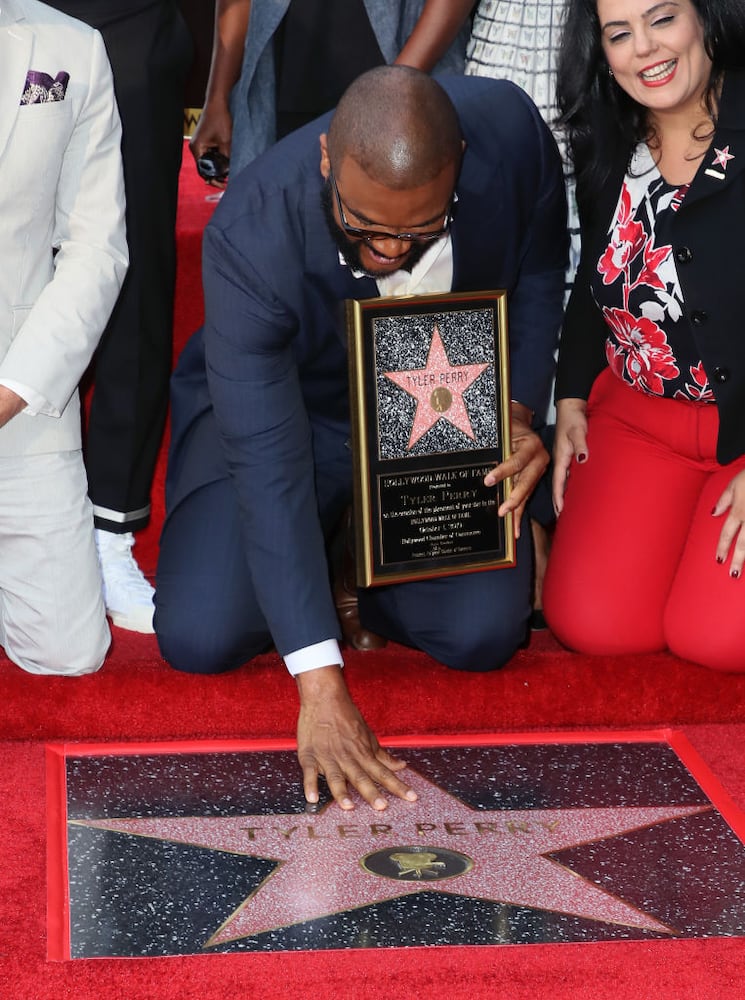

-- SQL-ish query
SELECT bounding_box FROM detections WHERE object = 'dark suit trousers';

[50,1,193,532]
[155,473,533,675]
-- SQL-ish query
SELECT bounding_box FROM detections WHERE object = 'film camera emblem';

[361,845,473,882]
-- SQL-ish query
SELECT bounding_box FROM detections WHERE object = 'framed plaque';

[346,289,514,587]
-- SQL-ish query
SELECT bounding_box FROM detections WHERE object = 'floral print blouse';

[591,144,715,403]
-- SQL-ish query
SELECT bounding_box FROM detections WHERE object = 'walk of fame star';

[73,768,708,948]
[383,325,490,449]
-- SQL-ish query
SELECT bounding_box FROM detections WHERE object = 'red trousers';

[543,369,745,672]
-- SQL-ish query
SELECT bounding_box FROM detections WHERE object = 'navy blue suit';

[155,75,568,674]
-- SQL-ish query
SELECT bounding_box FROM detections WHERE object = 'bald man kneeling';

[155,66,568,810]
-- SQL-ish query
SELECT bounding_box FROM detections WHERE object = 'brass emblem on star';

[430,387,453,413]
[362,845,473,882]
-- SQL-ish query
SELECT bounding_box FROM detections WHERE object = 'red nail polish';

[732,569,740,579]
[577,453,587,464]
[716,556,724,564]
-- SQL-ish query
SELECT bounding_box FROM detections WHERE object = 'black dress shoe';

[529,608,548,631]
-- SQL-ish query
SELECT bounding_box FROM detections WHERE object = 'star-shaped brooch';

[712,146,735,171]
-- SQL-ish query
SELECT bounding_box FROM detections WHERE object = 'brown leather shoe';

[334,580,389,650]
[333,509,388,651]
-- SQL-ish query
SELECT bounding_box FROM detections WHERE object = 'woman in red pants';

[543,0,745,672]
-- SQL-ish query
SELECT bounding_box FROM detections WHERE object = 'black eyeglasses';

[329,170,455,245]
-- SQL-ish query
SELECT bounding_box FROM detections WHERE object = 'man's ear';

[319,133,331,179]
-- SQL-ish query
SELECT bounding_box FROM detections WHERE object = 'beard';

[320,180,430,278]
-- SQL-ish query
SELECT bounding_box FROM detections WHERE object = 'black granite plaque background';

[373,309,498,461]
[52,739,745,958]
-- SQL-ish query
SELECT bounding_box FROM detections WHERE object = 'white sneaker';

[95,529,155,633]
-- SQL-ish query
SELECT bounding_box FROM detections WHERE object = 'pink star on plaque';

[384,325,490,449]
[75,769,707,947]
[712,146,735,170]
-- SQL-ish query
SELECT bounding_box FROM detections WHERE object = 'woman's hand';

[552,398,589,515]
[712,468,745,578]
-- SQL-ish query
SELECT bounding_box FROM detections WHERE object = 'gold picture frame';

[346,289,514,586]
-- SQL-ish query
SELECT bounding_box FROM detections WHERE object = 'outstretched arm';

[203,218,417,812]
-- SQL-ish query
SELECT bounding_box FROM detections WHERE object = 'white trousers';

[0,450,110,675]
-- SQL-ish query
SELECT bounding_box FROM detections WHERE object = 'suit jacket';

[556,69,745,465]
[0,0,127,457]
[228,0,471,176]
[168,74,568,656]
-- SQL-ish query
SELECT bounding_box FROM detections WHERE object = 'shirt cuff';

[284,639,344,677]
[0,379,57,417]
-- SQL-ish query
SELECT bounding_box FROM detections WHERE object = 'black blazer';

[556,69,745,465]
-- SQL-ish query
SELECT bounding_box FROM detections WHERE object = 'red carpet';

[2,147,745,998]
[1,728,745,998]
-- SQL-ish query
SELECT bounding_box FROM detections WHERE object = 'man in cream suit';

[0,0,128,674]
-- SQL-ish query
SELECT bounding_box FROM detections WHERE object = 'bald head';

[326,66,463,190]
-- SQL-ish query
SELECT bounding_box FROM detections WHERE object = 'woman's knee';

[543,548,667,654]
[665,615,745,673]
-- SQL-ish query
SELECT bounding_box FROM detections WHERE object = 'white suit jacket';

[0,0,127,457]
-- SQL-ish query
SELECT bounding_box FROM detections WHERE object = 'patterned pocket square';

[20,70,70,105]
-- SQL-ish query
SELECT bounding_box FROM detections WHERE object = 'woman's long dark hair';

[556,0,745,206]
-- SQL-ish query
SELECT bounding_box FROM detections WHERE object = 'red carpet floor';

[3,727,745,999]
[2,148,745,998]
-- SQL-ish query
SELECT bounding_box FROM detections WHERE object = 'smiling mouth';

[366,245,408,266]
[639,59,677,84]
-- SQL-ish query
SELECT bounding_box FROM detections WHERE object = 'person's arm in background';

[191,0,475,173]
[189,0,250,172]
[395,0,475,71]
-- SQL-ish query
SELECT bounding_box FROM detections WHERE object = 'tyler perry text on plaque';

[346,290,514,586]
